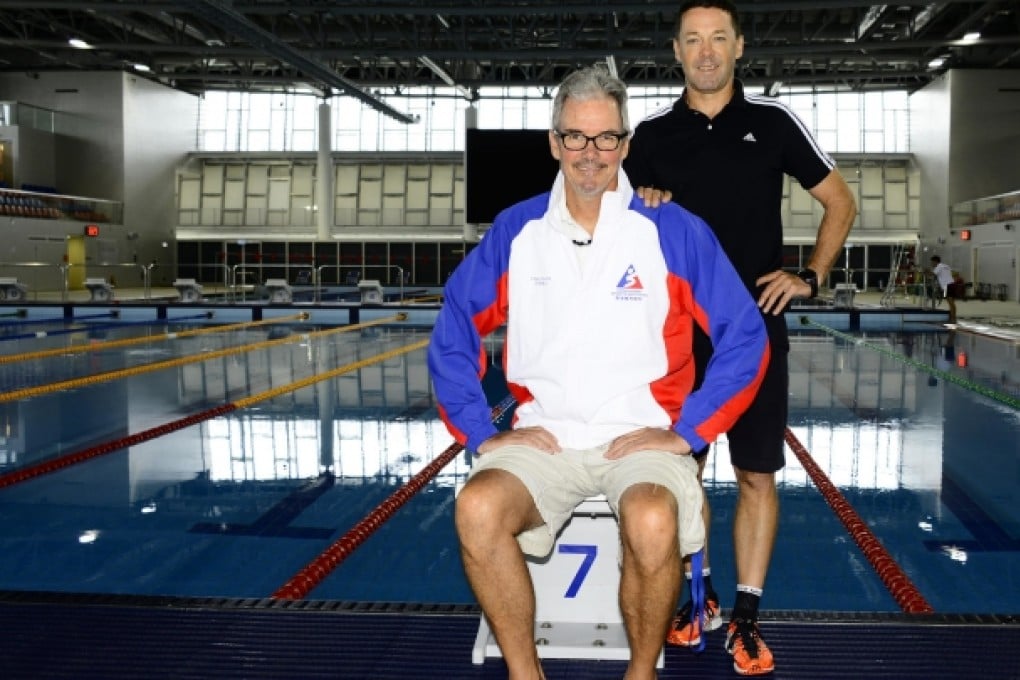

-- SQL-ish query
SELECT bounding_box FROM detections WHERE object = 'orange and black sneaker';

[725,617,774,675]
[665,597,722,647]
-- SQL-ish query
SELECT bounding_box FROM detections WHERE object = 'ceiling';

[1,1,1019,122]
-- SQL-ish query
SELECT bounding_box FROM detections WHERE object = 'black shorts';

[692,327,788,474]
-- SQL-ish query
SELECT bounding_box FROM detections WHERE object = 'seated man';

[428,66,770,680]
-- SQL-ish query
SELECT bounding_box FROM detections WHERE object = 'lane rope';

[0,311,116,326]
[0,313,213,344]
[800,317,1020,410]
[272,394,516,600]
[785,427,934,614]
[0,337,429,490]
[0,312,310,365]
[0,313,407,404]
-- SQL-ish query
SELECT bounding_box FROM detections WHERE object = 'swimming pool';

[0,308,1017,678]
[0,311,1016,615]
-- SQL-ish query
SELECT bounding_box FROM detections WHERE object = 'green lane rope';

[799,317,1020,411]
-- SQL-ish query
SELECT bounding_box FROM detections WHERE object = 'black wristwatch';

[796,268,819,298]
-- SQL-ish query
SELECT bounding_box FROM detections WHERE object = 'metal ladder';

[880,244,909,307]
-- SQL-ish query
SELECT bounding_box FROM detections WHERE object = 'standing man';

[429,66,770,680]
[623,0,857,675]
[930,255,957,323]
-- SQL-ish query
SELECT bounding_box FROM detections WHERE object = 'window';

[199,85,910,154]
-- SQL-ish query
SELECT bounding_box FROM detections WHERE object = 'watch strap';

[797,268,819,298]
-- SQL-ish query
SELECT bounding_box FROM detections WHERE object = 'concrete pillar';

[463,105,478,243]
[317,100,333,241]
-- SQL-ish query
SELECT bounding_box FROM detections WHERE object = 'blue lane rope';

[0,311,116,326]
[0,313,213,343]
[799,317,1020,411]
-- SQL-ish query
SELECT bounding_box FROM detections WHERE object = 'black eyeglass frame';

[553,130,630,151]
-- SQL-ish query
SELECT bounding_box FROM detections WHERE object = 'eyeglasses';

[554,130,629,151]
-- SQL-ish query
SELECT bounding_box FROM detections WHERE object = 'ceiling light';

[962,31,981,42]
[132,63,151,73]
[68,38,92,49]
[927,57,946,69]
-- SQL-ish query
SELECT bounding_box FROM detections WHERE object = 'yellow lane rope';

[403,294,443,304]
[0,313,409,404]
[0,336,431,490]
[0,312,311,366]
[233,338,430,409]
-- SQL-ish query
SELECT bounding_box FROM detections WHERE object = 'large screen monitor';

[464,129,559,225]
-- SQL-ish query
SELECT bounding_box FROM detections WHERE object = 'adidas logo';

[743,132,757,142]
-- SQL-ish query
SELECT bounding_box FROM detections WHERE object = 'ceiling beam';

[180,0,417,123]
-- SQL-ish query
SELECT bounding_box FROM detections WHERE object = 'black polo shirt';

[624,80,834,309]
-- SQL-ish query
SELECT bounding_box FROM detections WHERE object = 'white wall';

[0,71,197,288]
[911,69,1020,300]
[0,72,126,199]
[121,74,198,285]
[947,69,1020,205]
[0,124,57,189]
[909,73,951,235]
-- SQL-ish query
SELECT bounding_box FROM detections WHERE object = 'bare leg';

[618,483,682,680]
[732,468,778,590]
[456,469,546,680]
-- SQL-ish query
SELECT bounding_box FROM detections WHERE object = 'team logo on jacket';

[616,264,643,289]
[613,264,646,301]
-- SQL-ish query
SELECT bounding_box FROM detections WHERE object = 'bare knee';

[455,470,536,541]
[734,468,776,499]
[619,485,679,569]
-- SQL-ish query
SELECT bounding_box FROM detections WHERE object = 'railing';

[176,206,462,228]
[0,187,123,223]
[0,261,155,301]
[314,264,405,303]
[951,188,1020,228]
[65,262,156,301]
[0,262,64,300]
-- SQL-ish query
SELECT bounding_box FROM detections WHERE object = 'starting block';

[0,277,29,301]
[264,278,292,303]
[357,279,384,304]
[833,283,856,308]
[84,277,115,302]
[172,278,204,303]
[471,495,664,668]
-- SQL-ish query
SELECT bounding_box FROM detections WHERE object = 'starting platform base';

[472,618,642,665]
[470,495,663,669]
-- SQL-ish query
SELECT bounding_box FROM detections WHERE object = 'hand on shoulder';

[636,186,673,208]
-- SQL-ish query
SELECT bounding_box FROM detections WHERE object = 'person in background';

[428,65,770,680]
[930,255,957,323]
[623,0,857,675]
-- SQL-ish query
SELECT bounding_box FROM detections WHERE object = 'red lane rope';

[272,397,516,600]
[0,404,237,489]
[271,440,465,600]
[0,336,423,490]
[784,427,934,614]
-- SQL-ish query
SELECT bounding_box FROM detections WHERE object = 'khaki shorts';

[467,444,704,559]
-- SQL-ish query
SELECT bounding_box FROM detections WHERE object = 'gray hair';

[550,65,630,133]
